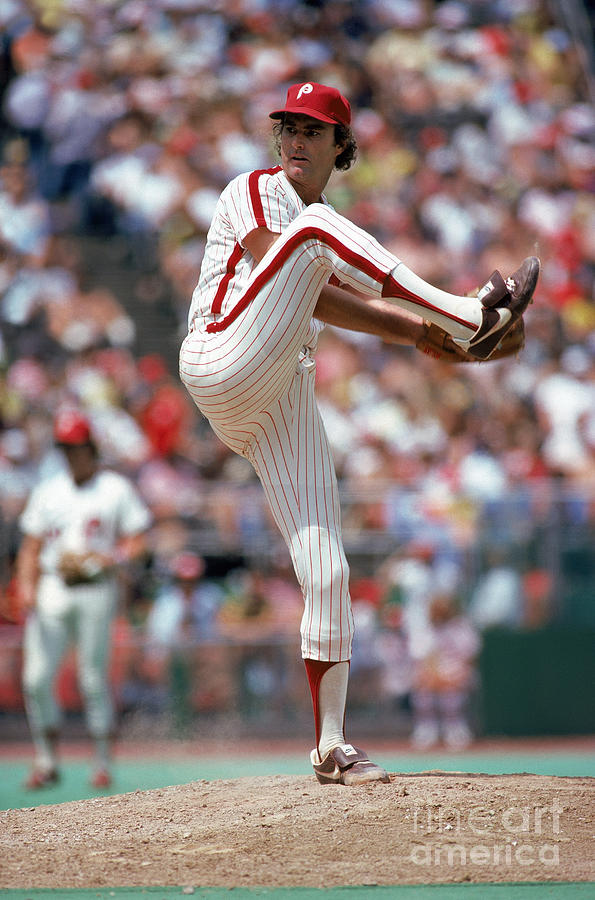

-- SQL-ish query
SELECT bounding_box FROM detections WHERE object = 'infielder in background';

[16,410,152,789]
[179,82,539,785]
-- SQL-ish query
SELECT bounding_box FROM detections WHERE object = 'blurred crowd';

[0,0,593,740]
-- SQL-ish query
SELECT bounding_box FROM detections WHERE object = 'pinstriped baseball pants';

[181,203,415,660]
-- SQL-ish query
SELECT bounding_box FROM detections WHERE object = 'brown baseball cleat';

[311,743,390,785]
[456,256,540,361]
[24,766,60,789]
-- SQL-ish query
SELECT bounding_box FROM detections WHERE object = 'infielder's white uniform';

[20,468,151,738]
[180,166,478,662]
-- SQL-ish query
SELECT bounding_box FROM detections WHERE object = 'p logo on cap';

[297,83,314,100]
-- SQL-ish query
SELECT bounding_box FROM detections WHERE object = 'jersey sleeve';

[224,168,290,244]
[19,483,49,537]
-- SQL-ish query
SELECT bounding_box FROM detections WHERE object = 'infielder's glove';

[58,551,109,585]
[415,318,525,363]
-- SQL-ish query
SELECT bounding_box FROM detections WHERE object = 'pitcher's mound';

[2,772,593,888]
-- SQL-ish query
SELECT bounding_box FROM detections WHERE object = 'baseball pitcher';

[180,82,539,784]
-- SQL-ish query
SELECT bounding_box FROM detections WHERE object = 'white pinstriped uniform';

[179,166,474,662]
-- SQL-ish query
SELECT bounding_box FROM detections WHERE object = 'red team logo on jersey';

[85,518,103,542]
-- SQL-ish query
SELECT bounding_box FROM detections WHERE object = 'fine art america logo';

[409,800,563,868]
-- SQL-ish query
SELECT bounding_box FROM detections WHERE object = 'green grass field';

[0,885,593,899]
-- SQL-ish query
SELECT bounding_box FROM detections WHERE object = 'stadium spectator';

[146,552,222,650]
[409,588,481,750]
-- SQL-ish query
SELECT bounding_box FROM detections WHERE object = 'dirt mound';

[1,772,593,888]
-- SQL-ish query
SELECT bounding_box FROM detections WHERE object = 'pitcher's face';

[280,114,344,203]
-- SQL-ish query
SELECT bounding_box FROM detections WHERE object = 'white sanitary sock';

[317,661,350,759]
[389,262,482,339]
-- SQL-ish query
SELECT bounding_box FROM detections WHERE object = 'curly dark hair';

[272,117,357,171]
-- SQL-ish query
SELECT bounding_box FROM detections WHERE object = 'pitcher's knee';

[316,564,350,603]
[292,203,334,233]
[298,201,327,217]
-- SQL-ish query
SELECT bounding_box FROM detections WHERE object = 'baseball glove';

[58,551,108,585]
[415,318,525,363]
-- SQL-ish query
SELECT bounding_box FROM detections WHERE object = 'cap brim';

[269,106,343,126]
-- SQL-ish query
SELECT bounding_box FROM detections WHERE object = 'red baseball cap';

[269,82,351,128]
[54,409,92,445]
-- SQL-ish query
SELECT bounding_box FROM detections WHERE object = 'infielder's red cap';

[54,409,92,445]
[269,82,351,128]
